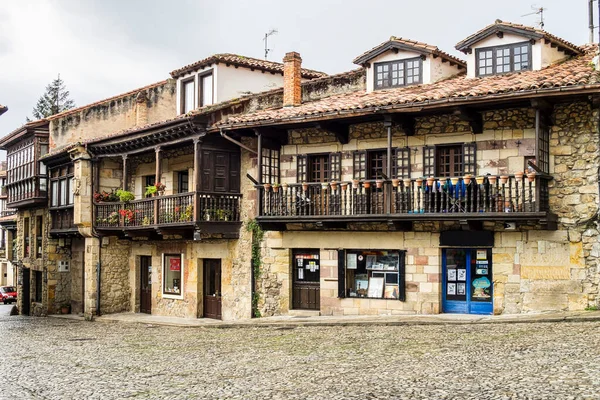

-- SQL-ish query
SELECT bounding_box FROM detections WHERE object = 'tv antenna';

[521,5,547,29]
[263,29,278,60]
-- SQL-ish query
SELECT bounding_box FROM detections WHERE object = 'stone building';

[2,21,600,320]
[0,161,17,286]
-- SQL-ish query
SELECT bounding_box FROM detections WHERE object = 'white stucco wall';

[176,65,217,115]
[465,33,569,78]
[365,50,462,92]
[216,64,284,103]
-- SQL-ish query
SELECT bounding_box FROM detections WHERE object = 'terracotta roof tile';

[170,53,327,79]
[353,37,466,67]
[219,46,599,128]
[46,80,168,121]
[456,20,583,55]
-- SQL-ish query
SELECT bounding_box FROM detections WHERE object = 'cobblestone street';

[1,305,599,399]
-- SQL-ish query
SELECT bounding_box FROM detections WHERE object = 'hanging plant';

[115,189,135,202]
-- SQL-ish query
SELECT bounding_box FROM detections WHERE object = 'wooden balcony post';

[384,116,393,214]
[193,138,203,222]
[255,129,263,216]
[121,154,128,191]
[154,146,162,225]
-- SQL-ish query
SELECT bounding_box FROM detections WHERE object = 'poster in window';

[477,250,487,260]
[384,284,399,299]
[457,283,466,295]
[367,277,384,298]
[447,283,456,295]
[298,268,304,280]
[169,258,181,271]
[457,269,466,281]
[347,253,357,269]
[447,269,457,281]
[366,255,376,270]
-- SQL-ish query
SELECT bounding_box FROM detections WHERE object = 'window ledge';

[162,293,183,300]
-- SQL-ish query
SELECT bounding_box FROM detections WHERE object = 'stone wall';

[50,80,177,150]
[99,236,131,314]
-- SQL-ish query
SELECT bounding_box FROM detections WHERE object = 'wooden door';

[437,145,463,177]
[140,256,152,314]
[21,268,30,316]
[203,259,222,319]
[292,251,321,310]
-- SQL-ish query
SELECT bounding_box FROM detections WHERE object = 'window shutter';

[422,146,436,177]
[337,250,346,298]
[201,150,213,191]
[462,142,477,176]
[353,151,367,180]
[398,250,406,301]
[329,152,342,181]
[393,147,411,179]
[229,153,240,193]
[296,155,307,182]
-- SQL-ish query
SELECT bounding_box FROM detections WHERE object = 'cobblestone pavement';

[1,310,599,399]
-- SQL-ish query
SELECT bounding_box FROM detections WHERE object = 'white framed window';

[162,253,184,299]
[200,72,214,107]
[181,78,195,114]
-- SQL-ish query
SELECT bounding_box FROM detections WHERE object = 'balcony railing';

[259,174,551,221]
[0,210,16,218]
[95,191,242,230]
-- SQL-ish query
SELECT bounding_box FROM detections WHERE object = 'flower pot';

[514,171,524,181]
[391,179,400,188]
[376,180,384,189]
[61,306,70,315]
[352,179,359,189]
[500,175,509,185]
[302,183,309,191]
[264,183,271,191]
[273,185,280,192]
[416,178,424,187]
[403,178,412,188]
[331,181,338,191]
[321,183,329,190]
[450,177,459,186]
[282,183,289,190]
[488,175,497,185]
[475,176,485,185]
[527,172,536,182]
[463,175,472,185]
[426,177,435,186]
[363,181,371,189]
[341,182,348,191]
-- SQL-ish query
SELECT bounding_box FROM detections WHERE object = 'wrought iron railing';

[259,174,550,218]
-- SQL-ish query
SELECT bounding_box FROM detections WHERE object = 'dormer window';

[181,78,195,114]
[476,42,531,77]
[374,58,422,90]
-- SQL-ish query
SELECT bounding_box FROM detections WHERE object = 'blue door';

[442,248,493,315]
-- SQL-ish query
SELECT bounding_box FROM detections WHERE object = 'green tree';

[31,74,76,119]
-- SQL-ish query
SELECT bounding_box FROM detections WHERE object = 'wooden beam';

[385,114,415,136]
[193,138,202,223]
[121,155,128,191]
[452,107,483,134]
[318,122,349,144]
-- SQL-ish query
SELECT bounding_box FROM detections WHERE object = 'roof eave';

[455,25,544,53]
[353,41,431,65]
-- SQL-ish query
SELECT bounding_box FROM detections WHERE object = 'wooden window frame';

[424,143,477,177]
[180,77,195,114]
[393,147,411,179]
[198,69,214,108]
[373,57,423,90]
[49,164,74,209]
[177,171,189,194]
[475,41,532,77]
[261,148,280,185]
[162,253,184,299]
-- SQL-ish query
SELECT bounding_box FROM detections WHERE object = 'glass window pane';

[51,181,58,206]
[183,80,195,114]
[163,254,182,295]
[59,179,67,206]
[201,74,213,106]
[69,178,75,204]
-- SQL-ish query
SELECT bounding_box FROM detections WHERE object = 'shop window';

[339,250,406,300]
[35,216,43,259]
[162,253,183,298]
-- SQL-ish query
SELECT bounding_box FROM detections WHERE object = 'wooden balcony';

[257,174,556,230]
[50,207,79,236]
[94,192,242,238]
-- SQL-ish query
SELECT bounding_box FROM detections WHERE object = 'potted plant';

[60,303,70,314]
[142,216,151,226]
[282,182,289,191]
[302,182,309,191]
[514,171,524,181]
[272,183,280,193]
[500,175,509,185]
[263,183,271,191]
[475,176,485,185]
[426,177,435,186]
[115,189,135,203]
[321,182,329,190]
[119,209,136,224]
[352,179,360,189]
[463,174,472,185]
[155,182,166,196]
[416,178,424,187]
[340,182,348,191]
[527,171,537,182]
[215,209,232,221]
[376,179,384,189]
[107,211,119,225]
[391,178,400,188]
[331,181,338,191]
[403,178,412,188]
[450,177,459,186]
[363,181,371,189]
[488,175,497,185]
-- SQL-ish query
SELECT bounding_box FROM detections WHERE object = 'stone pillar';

[283,52,302,107]
[69,146,93,237]
[135,91,148,127]
[84,236,100,320]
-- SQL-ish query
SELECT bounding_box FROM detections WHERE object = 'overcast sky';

[0,0,594,137]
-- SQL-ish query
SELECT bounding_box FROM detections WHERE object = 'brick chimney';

[283,52,302,107]
[135,91,149,126]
